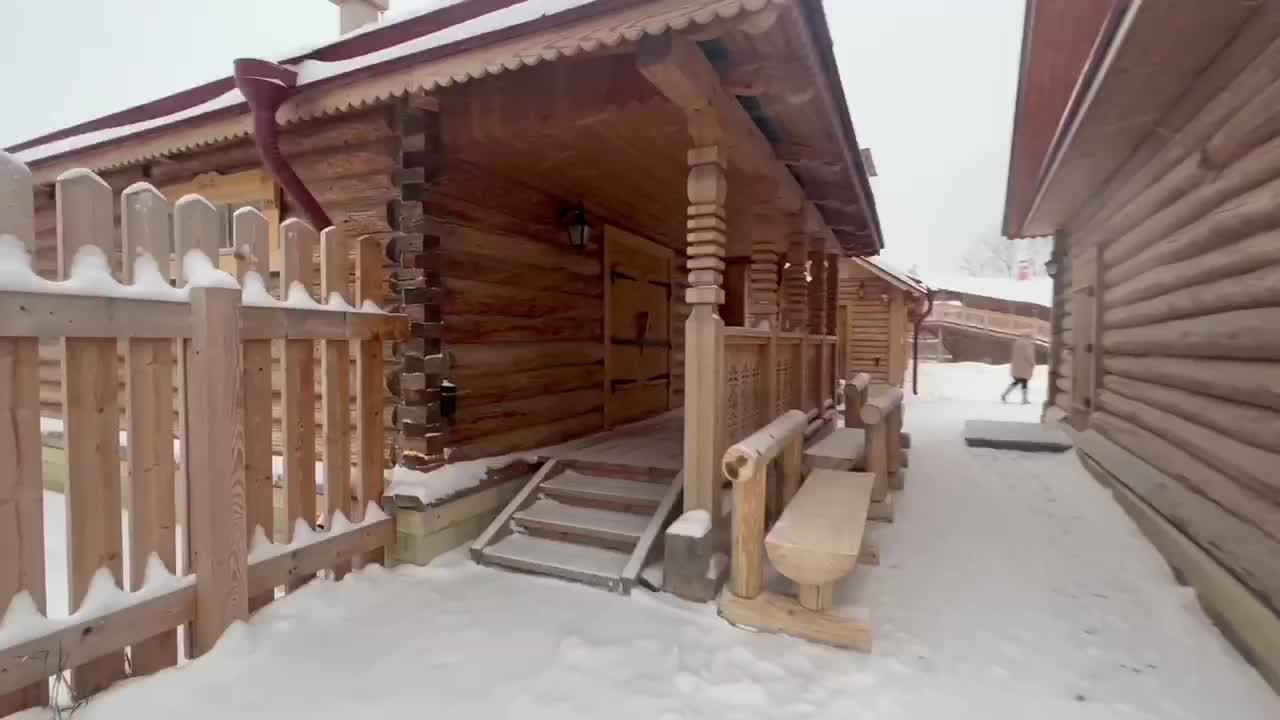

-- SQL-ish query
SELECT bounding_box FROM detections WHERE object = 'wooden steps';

[482,535,631,590]
[514,499,649,546]
[541,470,668,508]
[472,459,681,594]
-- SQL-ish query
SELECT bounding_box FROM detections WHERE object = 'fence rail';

[924,303,1050,342]
[0,153,406,712]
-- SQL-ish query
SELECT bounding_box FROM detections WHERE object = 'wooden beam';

[636,32,804,211]
[0,292,407,341]
[247,517,394,597]
[721,60,810,97]
[0,583,196,696]
[718,588,872,652]
[0,515,395,697]
[774,142,841,171]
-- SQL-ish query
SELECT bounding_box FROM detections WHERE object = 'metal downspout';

[233,58,332,230]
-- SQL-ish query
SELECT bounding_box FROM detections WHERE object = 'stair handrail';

[721,409,808,600]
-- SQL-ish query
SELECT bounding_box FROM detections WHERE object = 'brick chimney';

[330,0,388,34]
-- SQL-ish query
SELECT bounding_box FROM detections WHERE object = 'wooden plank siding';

[836,260,912,386]
[1055,36,1280,615]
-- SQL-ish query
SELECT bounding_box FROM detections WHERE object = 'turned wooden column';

[747,220,781,329]
[807,245,827,334]
[683,144,728,517]
[825,252,839,336]
[781,228,808,331]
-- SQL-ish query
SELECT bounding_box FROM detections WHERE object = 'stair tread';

[541,470,668,504]
[514,498,649,543]
[483,534,629,581]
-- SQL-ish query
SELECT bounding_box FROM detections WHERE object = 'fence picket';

[173,194,221,657]
[0,151,47,715]
[355,234,386,567]
[121,183,179,675]
[234,208,275,608]
[57,169,126,697]
[187,286,248,656]
[0,157,404,703]
[280,218,318,590]
[320,227,352,578]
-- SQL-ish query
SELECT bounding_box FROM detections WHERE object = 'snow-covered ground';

[16,362,1279,719]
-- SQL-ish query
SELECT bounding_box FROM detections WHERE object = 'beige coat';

[1010,335,1036,380]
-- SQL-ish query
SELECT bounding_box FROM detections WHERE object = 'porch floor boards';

[544,410,684,471]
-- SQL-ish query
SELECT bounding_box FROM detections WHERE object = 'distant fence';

[924,303,1051,343]
[0,153,407,713]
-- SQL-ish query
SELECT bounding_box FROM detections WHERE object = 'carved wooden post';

[781,228,808,331]
[807,245,826,335]
[747,217,780,329]
[683,145,728,518]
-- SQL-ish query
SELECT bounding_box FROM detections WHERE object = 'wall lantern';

[855,281,866,300]
[1044,257,1059,278]
[561,201,591,252]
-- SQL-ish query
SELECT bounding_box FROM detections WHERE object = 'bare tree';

[960,234,1018,277]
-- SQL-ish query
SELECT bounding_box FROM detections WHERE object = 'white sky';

[0,0,1024,276]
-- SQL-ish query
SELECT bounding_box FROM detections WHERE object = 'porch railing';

[723,327,839,447]
[0,155,407,712]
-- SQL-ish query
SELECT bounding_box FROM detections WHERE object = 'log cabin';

[835,257,926,386]
[6,0,884,588]
[1004,0,1280,688]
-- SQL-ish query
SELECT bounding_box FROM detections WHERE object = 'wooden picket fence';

[0,154,406,713]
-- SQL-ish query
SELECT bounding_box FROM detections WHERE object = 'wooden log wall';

[31,106,403,463]
[425,157,689,461]
[837,264,896,384]
[1060,46,1280,613]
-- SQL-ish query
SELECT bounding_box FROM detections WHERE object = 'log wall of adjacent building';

[837,260,909,385]
[1057,40,1280,616]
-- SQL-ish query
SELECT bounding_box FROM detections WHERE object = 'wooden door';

[604,226,673,427]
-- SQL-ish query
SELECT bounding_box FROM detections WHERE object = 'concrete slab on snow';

[964,419,1072,452]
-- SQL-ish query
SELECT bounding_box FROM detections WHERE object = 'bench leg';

[797,582,835,612]
[869,494,895,523]
[858,537,880,566]
[889,469,906,491]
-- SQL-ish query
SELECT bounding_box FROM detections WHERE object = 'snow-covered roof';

[857,256,927,295]
[9,0,785,177]
[922,274,1053,308]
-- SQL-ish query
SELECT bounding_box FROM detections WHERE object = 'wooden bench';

[718,410,874,652]
[804,428,867,471]
[766,469,874,611]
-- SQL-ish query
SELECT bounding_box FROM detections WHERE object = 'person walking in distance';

[1002,330,1037,404]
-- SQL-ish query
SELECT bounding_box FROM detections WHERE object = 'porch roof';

[849,257,926,297]
[6,0,883,254]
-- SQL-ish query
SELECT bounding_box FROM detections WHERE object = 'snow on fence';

[0,153,407,713]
